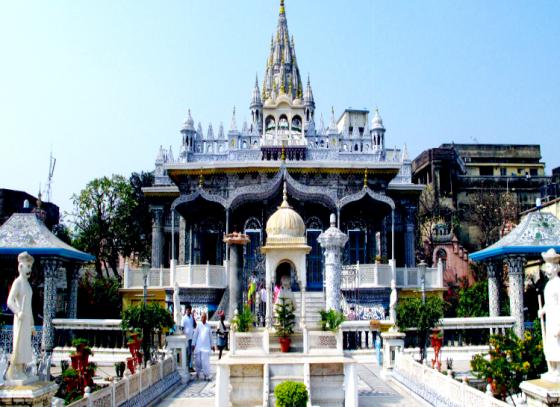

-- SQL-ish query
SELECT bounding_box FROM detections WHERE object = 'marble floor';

[157,354,426,406]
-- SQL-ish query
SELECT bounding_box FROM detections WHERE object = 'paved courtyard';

[158,355,425,406]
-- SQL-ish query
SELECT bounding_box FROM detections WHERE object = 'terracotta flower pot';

[70,354,80,370]
[279,337,291,353]
[127,357,136,374]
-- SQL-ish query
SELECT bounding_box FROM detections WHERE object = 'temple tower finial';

[280,0,285,14]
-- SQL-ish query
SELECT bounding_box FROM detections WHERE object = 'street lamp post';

[141,261,150,306]
[419,261,427,304]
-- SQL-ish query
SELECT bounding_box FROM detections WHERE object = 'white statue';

[276,275,295,310]
[6,251,36,384]
[389,279,397,328]
[173,281,182,334]
[538,248,560,382]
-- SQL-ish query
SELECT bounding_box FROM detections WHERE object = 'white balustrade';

[341,263,443,289]
[393,353,509,407]
[123,264,226,289]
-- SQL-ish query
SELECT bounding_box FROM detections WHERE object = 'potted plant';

[319,309,345,332]
[231,305,254,332]
[71,338,89,353]
[115,361,126,378]
[274,381,308,407]
[274,298,295,352]
[70,352,81,370]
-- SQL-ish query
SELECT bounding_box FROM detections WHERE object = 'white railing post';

[373,263,378,286]
[159,266,163,287]
[263,328,270,355]
[124,261,130,288]
[303,327,309,354]
[336,329,343,353]
[403,266,408,286]
[206,261,211,286]
[187,264,193,286]
[437,259,444,288]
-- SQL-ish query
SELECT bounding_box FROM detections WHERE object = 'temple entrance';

[306,229,323,291]
[275,261,299,293]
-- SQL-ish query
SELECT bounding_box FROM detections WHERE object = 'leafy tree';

[77,274,121,318]
[396,296,445,362]
[457,280,489,317]
[471,322,546,400]
[417,184,456,264]
[121,303,174,365]
[72,174,151,279]
[274,381,309,407]
[462,189,518,250]
[124,172,154,261]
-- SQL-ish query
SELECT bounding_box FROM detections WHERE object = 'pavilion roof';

[469,211,560,262]
[0,213,94,262]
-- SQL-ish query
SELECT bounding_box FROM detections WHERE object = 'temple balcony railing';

[123,262,226,289]
[341,262,443,290]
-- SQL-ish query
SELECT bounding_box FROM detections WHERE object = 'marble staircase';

[293,291,326,328]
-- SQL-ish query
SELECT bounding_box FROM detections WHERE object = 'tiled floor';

[157,355,425,406]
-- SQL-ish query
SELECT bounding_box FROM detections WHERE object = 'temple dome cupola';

[180,109,196,154]
[370,108,386,151]
[266,182,306,241]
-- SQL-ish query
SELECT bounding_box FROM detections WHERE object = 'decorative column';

[506,256,525,337]
[178,216,186,264]
[40,257,60,380]
[150,206,164,268]
[486,261,500,317]
[67,265,79,319]
[404,205,417,267]
[223,232,250,319]
[318,213,348,311]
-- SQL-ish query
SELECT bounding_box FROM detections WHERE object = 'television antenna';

[45,151,56,202]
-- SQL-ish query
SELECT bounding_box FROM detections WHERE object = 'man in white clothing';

[181,304,196,372]
[192,312,215,380]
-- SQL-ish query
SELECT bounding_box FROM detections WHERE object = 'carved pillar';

[506,256,525,337]
[404,205,417,267]
[41,258,60,355]
[223,233,250,319]
[487,262,500,317]
[178,216,186,264]
[150,206,164,268]
[318,214,348,311]
[67,265,79,319]
[381,217,388,261]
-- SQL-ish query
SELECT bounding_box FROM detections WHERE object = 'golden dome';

[266,183,305,239]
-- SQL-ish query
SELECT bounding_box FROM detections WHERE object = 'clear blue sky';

[1,1,559,217]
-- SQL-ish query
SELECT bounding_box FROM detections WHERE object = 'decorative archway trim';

[337,187,395,210]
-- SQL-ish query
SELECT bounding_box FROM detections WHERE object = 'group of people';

[179,304,228,381]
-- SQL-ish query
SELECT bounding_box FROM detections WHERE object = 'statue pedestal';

[521,379,560,406]
[380,330,406,379]
[0,381,58,406]
[166,334,189,383]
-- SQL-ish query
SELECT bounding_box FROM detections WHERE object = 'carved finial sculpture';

[538,248,560,382]
[5,251,37,384]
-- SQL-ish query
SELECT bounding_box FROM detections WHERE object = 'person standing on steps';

[192,312,215,380]
[181,304,196,373]
[216,311,228,360]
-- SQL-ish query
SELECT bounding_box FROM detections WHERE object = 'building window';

[480,167,493,176]
[530,168,538,176]
[500,168,507,176]
[306,230,324,291]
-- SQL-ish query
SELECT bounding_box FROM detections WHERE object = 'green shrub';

[319,309,345,332]
[231,305,255,332]
[62,368,78,379]
[274,381,308,407]
[274,298,295,338]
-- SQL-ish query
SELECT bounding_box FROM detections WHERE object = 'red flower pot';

[279,337,291,353]
[70,354,80,370]
[127,357,136,374]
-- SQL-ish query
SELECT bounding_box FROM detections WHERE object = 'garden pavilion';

[0,213,94,371]
[469,210,560,337]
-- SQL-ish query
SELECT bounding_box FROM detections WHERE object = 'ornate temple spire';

[328,106,338,133]
[304,74,314,104]
[262,0,302,102]
[251,74,262,107]
[207,123,214,140]
[229,106,238,132]
[182,109,195,131]
[218,123,225,139]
